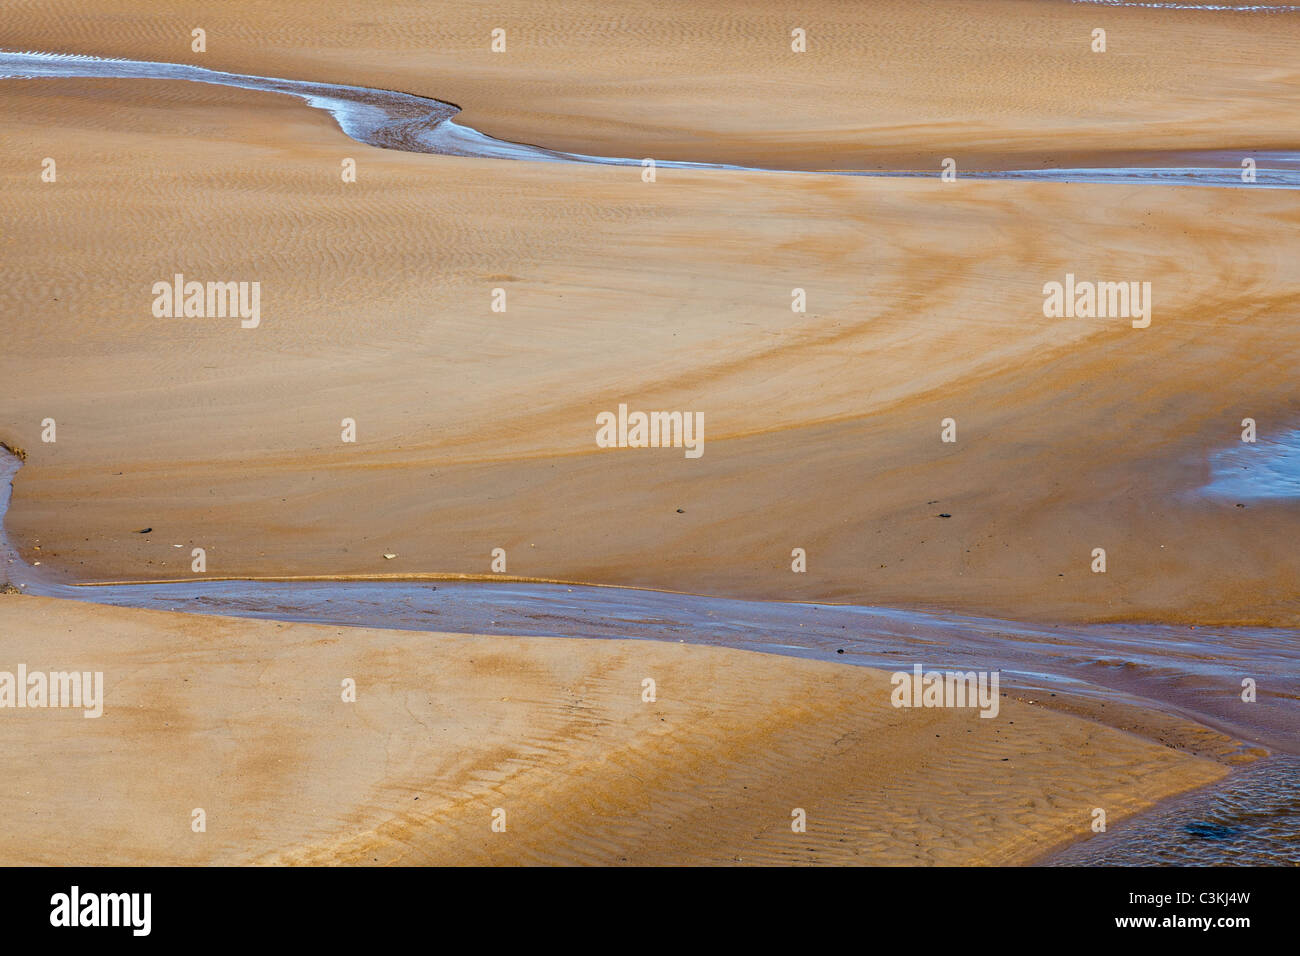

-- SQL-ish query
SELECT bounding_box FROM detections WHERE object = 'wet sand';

[5,444,1291,759]
[0,592,1230,866]
[6,51,1298,186]
[2,447,1287,864]
[1,0,1297,866]
[3,0,1299,170]
[1045,753,1299,865]
[2,76,1299,625]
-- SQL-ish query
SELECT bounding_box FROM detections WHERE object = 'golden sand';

[0,594,1230,865]
[1,76,1298,624]
[0,0,1293,865]
[3,0,1298,168]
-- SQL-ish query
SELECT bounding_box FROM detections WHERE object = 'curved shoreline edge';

[2,445,1290,758]
[3,49,1299,188]
[1,445,1288,863]
[3,29,1296,859]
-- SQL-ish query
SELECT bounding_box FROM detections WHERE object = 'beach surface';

[0,0,1295,866]
[1,68,1298,625]
[0,593,1232,865]
[3,0,1299,169]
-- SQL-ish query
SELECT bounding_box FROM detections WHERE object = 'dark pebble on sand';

[137,528,152,533]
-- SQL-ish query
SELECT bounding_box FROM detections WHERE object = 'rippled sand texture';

[2,73,1299,624]
[2,0,1299,169]
[1,0,1296,869]
[0,595,1229,866]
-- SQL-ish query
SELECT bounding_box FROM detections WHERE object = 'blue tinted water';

[1204,429,1300,499]
[2,50,1298,188]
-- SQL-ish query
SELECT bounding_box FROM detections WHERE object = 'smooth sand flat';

[0,594,1229,865]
